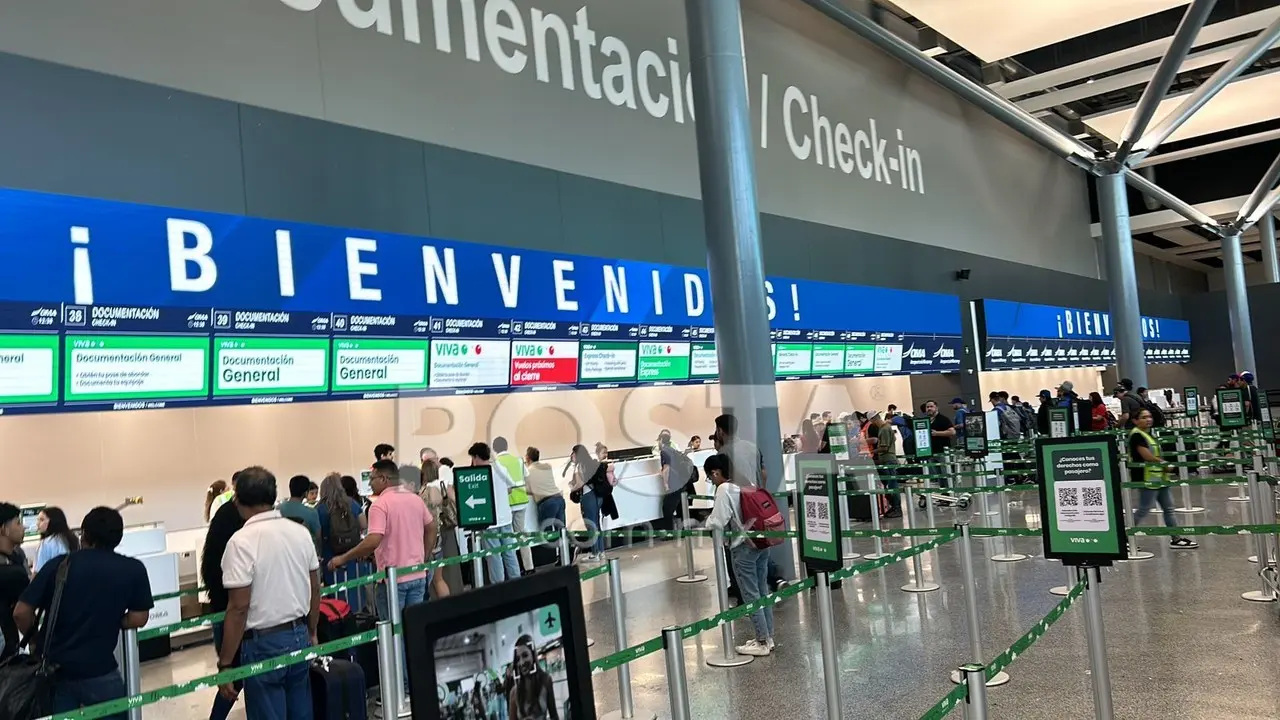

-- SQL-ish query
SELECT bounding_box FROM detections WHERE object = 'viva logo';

[436,343,481,356]
[515,343,552,357]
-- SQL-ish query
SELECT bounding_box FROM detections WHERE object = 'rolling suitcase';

[310,656,367,720]
[351,611,381,692]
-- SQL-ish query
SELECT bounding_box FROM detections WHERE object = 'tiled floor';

[141,483,1280,719]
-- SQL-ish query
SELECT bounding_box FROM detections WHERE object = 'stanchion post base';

[843,552,863,561]
[1228,495,1251,502]
[1249,555,1259,564]
[675,574,708,584]
[586,637,596,648]
[1241,590,1277,603]
[601,709,661,720]
[1049,585,1069,597]
[1122,551,1155,561]
[901,582,941,593]
[862,552,891,560]
[1173,507,1205,513]
[949,669,1010,687]
[990,553,1029,563]
[705,654,755,668]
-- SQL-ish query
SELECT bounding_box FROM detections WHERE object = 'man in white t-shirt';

[468,442,519,584]
[712,414,765,488]
[217,467,320,720]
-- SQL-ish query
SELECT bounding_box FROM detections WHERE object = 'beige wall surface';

[0,377,915,532]
[978,367,1106,408]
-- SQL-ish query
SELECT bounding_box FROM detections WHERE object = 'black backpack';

[1141,399,1167,428]
[328,503,362,555]
[667,448,698,492]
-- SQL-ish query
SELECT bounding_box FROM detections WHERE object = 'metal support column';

[685,0,793,576]
[1261,213,1280,285]
[1097,171,1149,389]
[1221,231,1259,374]
[123,628,142,720]
[1080,567,1115,720]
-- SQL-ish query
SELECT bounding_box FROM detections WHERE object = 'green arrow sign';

[454,466,496,530]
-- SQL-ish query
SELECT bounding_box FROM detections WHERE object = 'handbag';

[0,556,71,720]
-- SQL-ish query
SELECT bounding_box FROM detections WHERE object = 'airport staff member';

[218,467,321,720]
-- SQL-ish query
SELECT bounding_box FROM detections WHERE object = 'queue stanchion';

[470,532,487,589]
[1248,456,1263,564]
[1049,564,1073,597]
[376,621,399,719]
[989,481,1027,563]
[663,627,692,720]
[1174,433,1204,514]
[675,494,707,584]
[385,566,410,716]
[950,523,1009,687]
[123,628,142,720]
[1242,470,1277,602]
[900,485,939,593]
[1080,566,1115,720]
[558,527,573,567]
[1121,490,1154,561]
[1230,437,1250,502]
[961,664,991,720]
[816,571,842,719]
[705,526,753,667]
[864,469,889,560]
[602,558,658,720]
[924,477,938,530]
[839,473,861,562]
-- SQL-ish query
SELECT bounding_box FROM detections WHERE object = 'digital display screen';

[212,336,329,397]
[511,340,579,387]
[774,343,813,376]
[637,341,690,382]
[432,603,574,719]
[0,334,59,405]
[690,343,719,378]
[578,341,637,384]
[429,339,512,390]
[811,343,845,375]
[64,334,210,403]
[332,338,429,393]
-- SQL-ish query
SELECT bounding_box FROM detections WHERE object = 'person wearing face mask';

[507,634,559,720]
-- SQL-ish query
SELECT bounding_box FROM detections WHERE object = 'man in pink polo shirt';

[329,459,436,690]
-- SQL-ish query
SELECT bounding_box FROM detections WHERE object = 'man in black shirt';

[15,507,153,716]
[0,503,30,661]
[923,401,955,488]
[202,488,247,720]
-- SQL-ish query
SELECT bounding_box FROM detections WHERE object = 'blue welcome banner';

[0,187,963,415]
[980,299,1191,369]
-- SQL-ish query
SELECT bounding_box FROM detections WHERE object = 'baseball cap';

[1112,384,1126,394]
[1241,371,1255,383]
[1039,389,1052,399]
[1058,381,1074,393]
[950,397,964,405]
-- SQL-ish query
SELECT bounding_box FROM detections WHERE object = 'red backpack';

[739,486,785,549]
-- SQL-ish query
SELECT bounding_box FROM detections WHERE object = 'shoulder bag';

[0,555,72,720]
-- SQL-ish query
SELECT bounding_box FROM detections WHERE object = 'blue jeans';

[377,576,426,689]
[483,524,521,582]
[580,492,605,554]
[730,543,774,641]
[240,624,313,720]
[210,623,242,720]
[53,670,127,719]
[537,495,567,529]
[1134,488,1177,528]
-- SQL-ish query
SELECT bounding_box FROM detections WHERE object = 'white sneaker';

[765,638,776,652]
[735,639,771,657]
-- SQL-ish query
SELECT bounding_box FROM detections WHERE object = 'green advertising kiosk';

[1184,386,1199,417]
[912,417,933,460]
[963,413,987,459]
[1035,436,1128,565]
[1048,408,1072,439]
[1216,387,1248,429]
[797,454,842,574]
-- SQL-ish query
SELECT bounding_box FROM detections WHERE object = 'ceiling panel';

[890,0,1190,63]
[1084,69,1280,143]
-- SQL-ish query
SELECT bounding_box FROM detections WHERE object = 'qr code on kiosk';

[1057,487,1079,507]
[1082,487,1105,507]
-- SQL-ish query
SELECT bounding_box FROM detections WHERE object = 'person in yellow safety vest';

[493,436,533,570]
[1128,408,1198,549]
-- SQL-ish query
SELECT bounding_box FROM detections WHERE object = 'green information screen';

[1183,386,1198,416]
[811,344,844,375]
[844,344,875,374]
[774,343,813,376]
[64,335,209,402]
[214,336,330,396]
[0,334,60,404]
[913,417,933,459]
[332,338,428,392]
[690,343,718,378]
[1049,408,1071,438]
[1036,437,1126,564]
[578,341,638,383]
[797,456,840,571]
[638,341,690,382]
[455,465,497,529]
